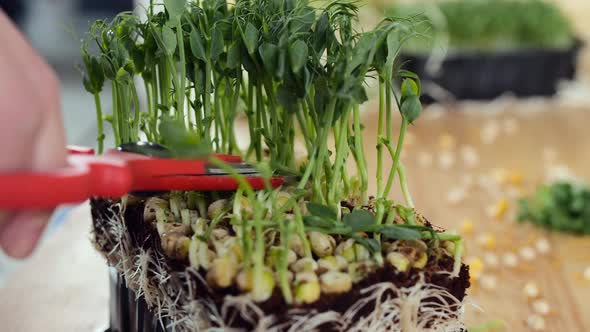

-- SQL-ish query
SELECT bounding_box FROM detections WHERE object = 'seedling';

[82,0,468,328]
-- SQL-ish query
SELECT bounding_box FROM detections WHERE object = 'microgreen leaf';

[313,12,330,54]
[303,216,336,229]
[162,25,177,55]
[210,26,224,60]
[159,116,210,158]
[401,78,419,97]
[289,40,308,74]
[306,203,337,221]
[226,41,241,69]
[377,225,422,240]
[189,28,207,61]
[343,210,376,232]
[243,23,259,56]
[352,236,381,253]
[259,43,279,74]
[164,0,186,20]
[400,94,421,124]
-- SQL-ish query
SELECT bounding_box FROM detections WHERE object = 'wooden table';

[1,98,589,331]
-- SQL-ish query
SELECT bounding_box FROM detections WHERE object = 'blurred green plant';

[387,0,575,53]
[518,181,590,235]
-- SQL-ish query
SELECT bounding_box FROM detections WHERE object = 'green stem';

[328,112,350,205]
[384,118,408,197]
[397,163,414,208]
[175,18,186,124]
[111,83,121,145]
[93,92,104,154]
[377,79,385,198]
[353,104,368,204]
[131,80,141,141]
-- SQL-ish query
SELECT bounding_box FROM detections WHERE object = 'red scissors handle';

[0,147,284,209]
[0,155,133,209]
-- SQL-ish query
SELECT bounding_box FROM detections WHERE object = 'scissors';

[0,142,289,209]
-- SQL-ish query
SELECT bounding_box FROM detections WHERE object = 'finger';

[0,209,52,258]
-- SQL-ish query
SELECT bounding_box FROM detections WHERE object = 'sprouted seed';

[81,0,467,311]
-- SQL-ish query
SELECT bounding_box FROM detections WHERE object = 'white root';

[92,200,466,332]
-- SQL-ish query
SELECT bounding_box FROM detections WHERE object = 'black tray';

[105,268,166,332]
[401,42,581,102]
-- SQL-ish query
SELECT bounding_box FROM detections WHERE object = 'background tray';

[401,43,581,102]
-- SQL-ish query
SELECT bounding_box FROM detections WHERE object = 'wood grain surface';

[1,98,589,331]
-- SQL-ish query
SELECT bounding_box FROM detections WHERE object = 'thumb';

[0,210,53,258]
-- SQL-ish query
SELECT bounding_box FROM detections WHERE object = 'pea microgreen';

[81,0,465,303]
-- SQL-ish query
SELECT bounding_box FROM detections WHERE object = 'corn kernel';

[520,246,536,261]
[488,198,509,219]
[480,274,497,290]
[476,233,496,250]
[523,281,540,298]
[527,314,546,331]
[502,252,518,268]
[532,299,550,316]
[508,170,524,186]
[439,133,456,150]
[461,220,474,235]
[535,238,551,255]
[467,257,484,281]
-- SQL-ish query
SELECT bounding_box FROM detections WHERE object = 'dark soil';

[91,197,470,331]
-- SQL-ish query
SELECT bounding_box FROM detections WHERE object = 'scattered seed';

[502,252,519,268]
[483,252,499,268]
[480,274,497,290]
[438,133,456,150]
[487,198,509,220]
[467,257,484,280]
[535,238,551,255]
[447,187,467,205]
[520,246,536,261]
[527,314,546,331]
[523,281,540,298]
[532,299,551,316]
[481,120,500,144]
[460,145,480,168]
[438,151,455,170]
[461,220,474,235]
[476,233,497,250]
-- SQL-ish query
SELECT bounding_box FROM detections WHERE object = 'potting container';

[401,42,582,102]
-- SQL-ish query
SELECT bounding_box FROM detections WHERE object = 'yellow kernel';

[439,133,456,150]
[476,233,497,250]
[461,220,474,235]
[467,257,484,280]
[488,199,509,219]
[508,170,524,186]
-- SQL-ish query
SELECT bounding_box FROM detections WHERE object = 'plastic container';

[401,42,581,102]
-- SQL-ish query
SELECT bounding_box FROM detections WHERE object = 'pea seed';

[294,281,321,304]
[320,271,352,294]
[143,197,169,223]
[386,252,410,272]
[309,232,335,257]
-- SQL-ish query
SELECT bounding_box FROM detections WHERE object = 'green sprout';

[81,0,465,303]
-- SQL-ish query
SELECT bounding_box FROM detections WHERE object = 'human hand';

[0,10,67,258]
